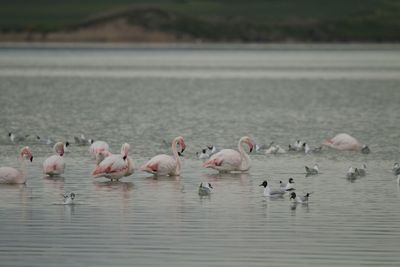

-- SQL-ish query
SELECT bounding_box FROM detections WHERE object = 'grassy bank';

[1,0,400,42]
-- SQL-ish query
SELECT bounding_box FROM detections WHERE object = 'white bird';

[321,133,362,151]
[43,142,66,176]
[265,144,286,154]
[361,145,370,154]
[63,192,75,205]
[358,164,367,177]
[141,136,186,176]
[92,143,134,181]
[280,177,295,191]
[203,136,253,173]
[198,182,213,196]
[290,192,312,204]
[196,149,210,160]
[207,145,218,156]
[305,164,319,176]
[294,140,303,151]
[346,167,359,179]
[74,134,93,146]
[89,140,110,158]
[259,180,285,197]
[303,143,310,154]
[8,131,29,143]
[392,163,400,176]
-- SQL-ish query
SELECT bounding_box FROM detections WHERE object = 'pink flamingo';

[89,140,110,158]
[321,133,362,151]
[0,147,33,184]
[203,136,254,172]
[43,142,66,176]
[92,143,134,181]
[141,136,186,176]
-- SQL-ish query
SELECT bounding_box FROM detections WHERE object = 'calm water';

[0,45,400,267]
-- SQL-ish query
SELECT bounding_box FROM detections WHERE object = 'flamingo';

[43,142,66,176]
[141,136,186,176]
[0,146,33,184]
[92,143,134,181]
[89,140,110,158]
[321,133,362,151]
[203,136,253,173]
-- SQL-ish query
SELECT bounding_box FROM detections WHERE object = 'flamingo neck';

[238,140,250,170]
[18,155,27,181]
[171,139,181,174]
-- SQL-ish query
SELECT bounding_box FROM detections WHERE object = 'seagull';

[358,164,367,177]
[207,145,218,156]
[294,140,303,151]
[198,182,213,196]
[196,149,210,160]
[63,192,75,205]
[265,144,286,154]
[280,178,295,192]
[303,143,310,154]
[346,167,359,179]
[9,131,29,143]
[361,145,370,154]
[305,164,319,176]
[392,163,400,176]
[259,180,285,198]
[74,134,93,146]
[289,192,312,204]
[36,135,54,145]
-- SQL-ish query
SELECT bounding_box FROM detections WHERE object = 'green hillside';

[1,0,400,42]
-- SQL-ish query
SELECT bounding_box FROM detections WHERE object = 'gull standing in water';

[290,192,312,204]
[63,192,75,205]
[346,167,359,179]
[198,182,213,196]
[305,164,319,176]
[259,180,285,198]
[392,163,400,176]
[8,131,29,143]
[196,149,210,160]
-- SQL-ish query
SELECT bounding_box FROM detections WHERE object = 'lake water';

[0,44,400,267]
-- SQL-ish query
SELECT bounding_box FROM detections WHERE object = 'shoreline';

[1,42,400,50]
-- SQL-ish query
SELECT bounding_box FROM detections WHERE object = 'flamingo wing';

[43,155,65,175]
[204,149,241,169]
[0,167,21,184]
[141,154,176,175]
[92,155,127,177]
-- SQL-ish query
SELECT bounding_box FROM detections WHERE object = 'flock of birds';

[1,131,399,205]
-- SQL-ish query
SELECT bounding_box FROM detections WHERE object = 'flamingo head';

[240,136,254,153]
[53,142,65,156]
[120,143,130,160]
[175,136,186,153]
[20,146,33,162]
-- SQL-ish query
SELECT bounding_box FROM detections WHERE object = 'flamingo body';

[322,133,361,151]
[0,167,26,184]
[43,155,65,176]
[141,136,185,176]
[0,146,33,184]
[141,154,179,176]
[203,136,253,173]
[91,143,134,180]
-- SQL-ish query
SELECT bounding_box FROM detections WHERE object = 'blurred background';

[1,0,400,43]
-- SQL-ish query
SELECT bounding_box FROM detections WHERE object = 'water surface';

[0,45,400,267]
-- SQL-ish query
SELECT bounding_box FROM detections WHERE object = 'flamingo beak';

[123,156,127,160]
[180,142,186,153]
[248,142,254,153]
[30,156,33,162]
